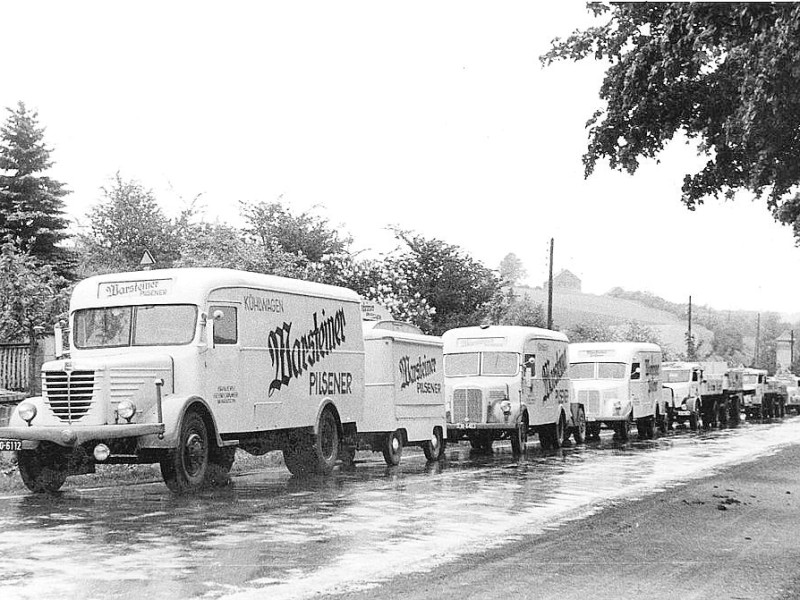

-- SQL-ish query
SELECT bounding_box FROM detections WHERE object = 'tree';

[0,239,70,393]
[499,253,527,286]
[241,200,352,265]
[541,3,800,242]
[0,102,71,272]
[77,174,194,275]
[390,229,501,335]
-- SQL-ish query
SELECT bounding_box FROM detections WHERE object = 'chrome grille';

[452,388,483,423]
[578,389,601,417]
[44,370,95,422]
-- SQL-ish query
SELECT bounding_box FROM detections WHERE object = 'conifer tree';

[0,102,71,273]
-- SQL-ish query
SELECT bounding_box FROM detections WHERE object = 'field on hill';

[516,286,712,354]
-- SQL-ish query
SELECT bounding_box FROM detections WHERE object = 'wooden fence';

[0,343,29,392]
[0,336,56,395]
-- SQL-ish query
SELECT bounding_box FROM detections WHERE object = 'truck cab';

[661,362,705,429]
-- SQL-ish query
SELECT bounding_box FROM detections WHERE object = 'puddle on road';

[0,419,798,600]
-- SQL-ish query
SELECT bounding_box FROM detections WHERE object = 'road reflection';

[0,418,797,600]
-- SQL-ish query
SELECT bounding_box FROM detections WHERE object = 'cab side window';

[211,305,238,345]
[630,362,641,380]
[692,370,700,382]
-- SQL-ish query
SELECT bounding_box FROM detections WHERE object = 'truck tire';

[730,396,741,427]
[539,414,565,451]
[572,406,587,445]
[160,409,209,494]
[18,443,68,494]
[382,430,404,466]
[423,427,445,462]
[510,413,529,455]
[283,407,341,476]
[689,403,700,431]
[656,406,668,436]
[586,422,602,441]
[613,413,632,442]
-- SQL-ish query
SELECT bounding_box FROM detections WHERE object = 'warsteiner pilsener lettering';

[399,354,437,390]
[267,308,347,396]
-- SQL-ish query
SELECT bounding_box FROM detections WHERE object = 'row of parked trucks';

[0,268,794,494]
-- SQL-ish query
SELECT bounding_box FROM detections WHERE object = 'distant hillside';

[516,286,712,354]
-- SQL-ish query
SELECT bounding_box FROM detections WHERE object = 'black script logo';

[542,348,568,403]
[399,354,437,390]
[267,308,347,396]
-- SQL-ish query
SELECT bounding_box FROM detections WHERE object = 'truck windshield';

[570,362,626,380]
[444,352,519,376]
[663,370,691,383]
[743,374,758,385]
[74,304,198,348]
[569,362,595,379]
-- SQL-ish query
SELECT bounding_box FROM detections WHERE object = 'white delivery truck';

[661,362,745,429]
[776,372,800,414]
[0,268,446,494]
[737,367,769,419]
[348,318,446,465]
[443,325,583,453]
[568,342,664,441]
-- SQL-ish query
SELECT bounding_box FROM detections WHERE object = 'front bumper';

[0,423,165,448]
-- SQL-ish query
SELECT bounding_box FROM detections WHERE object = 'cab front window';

[74,304,198,348]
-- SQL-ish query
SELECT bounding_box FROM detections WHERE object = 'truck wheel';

[423,427,445,462]
[586,422,601,441]
[382,430,404,466]
[689,405,700,431]
[205,446,236,487]
[656,406,668,436]
[283,407,341,476]
[572,406,587,445]
[730,396,741,427]
[510,413,529,455]
[18,443,68,494]
[160,409,209,494]
[614,414,632,442]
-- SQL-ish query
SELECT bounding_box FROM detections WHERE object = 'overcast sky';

[3,1,799,316]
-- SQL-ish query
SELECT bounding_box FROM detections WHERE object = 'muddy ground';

[330,442,800,600]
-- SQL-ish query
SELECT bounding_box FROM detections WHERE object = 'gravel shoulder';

[334,442,800,600]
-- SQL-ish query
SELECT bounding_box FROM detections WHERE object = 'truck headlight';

[18,402,37,425]
[500,400,512,415]
[117,400,137,422]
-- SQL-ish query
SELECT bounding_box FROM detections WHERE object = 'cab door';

[205,303,242,433]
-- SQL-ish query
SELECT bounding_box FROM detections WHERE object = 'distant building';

[776,330,795,372]
[544,269,581,293]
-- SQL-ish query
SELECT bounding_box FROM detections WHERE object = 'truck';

[661,362,745,429]
[568,342,665,441]
[737,368,770,420]
[0,268,447,494]
[776,372,800,414]
[763,377,788,418]
[442,325,583,453]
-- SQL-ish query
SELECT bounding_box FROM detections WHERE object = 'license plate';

[455,423,477,429]
[0,440,21,451]
[677,410,690,416]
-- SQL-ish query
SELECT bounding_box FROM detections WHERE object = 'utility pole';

[792,329,795,368]
[547,237,554,330]
[687,295,694,359]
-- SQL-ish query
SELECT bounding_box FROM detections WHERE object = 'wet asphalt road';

[1,417,799,600]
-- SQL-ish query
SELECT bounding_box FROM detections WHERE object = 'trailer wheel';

[18,443,68,494]
[510,413,529,455]
[205,446,236,487]
[572,406,587,445]
[160,409,209,494]
[423,427,445,462]
[283,407,341,476]
[382,430,404,466]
